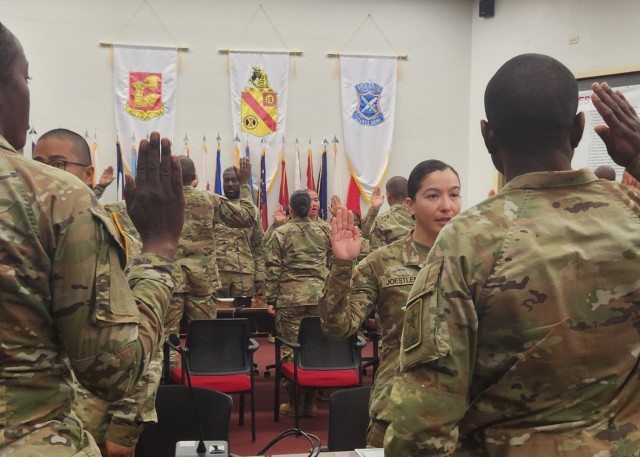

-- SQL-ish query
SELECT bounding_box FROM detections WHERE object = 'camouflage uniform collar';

[502,168,597,192]
[293,217,312,223]
[183,185,198,194]
[0,135,18,153]
[400,231,429,267]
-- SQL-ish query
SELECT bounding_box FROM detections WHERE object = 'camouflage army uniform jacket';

[214,198,265,284]
[176,185,254,295]
[320,232,430,422]
[360,206,379,240]
[369,203,415,251]
[386,169,640,456]
[265,217,332,307]
[0,136,178,455]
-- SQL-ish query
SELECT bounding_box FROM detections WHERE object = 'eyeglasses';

[37,159,90,170]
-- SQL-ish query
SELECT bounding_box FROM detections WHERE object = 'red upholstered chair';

[169,318,259,441]
[274,316,366,429]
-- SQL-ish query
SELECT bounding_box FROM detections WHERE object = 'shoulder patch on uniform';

[403,299,422,351]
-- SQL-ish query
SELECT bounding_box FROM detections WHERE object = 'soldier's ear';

[84,165,95,187]
[405,197,415,217]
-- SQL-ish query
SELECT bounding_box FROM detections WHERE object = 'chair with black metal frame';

[168,318,259,441]
[135,384,232,457]
[327,386,372,451]
[273,316,367,429]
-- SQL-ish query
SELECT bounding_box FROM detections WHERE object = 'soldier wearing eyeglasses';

[33,128,155,457]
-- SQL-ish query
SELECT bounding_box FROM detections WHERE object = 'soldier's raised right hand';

[125,131,184,259]
[331,208,361,261]
[371,186,384,210]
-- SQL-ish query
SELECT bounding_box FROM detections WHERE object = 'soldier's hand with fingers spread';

[125,131,185,259]
[237,157,252,185]
[329,195,343,217]
[592,82,640,167]
[273,203,288,224]
[331,208,361,261]
[371,186,384,210]
[99,166,115,188]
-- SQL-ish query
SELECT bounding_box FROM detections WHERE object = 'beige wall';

[1,0,473,212]
[6,0,639,211]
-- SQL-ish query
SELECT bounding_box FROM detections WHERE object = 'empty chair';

[274,316,366,429]
[169,318,259,441]
[327,386,372,451]
[135,385,232,457]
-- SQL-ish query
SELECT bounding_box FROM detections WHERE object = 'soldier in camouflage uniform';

[359,185,385,240]
[385,54,640,456]
[368,176,415,250]
[320,160,461,447]
[265,190,332,417]
[216,166,265,298]
[34,129,154,456]
[164,156,255,367]
[0,26,183,455]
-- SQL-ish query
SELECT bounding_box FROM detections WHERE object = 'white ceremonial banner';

[229,52,289,194]
[113,45,178,165]
[574,84,640,181]
[340,56,397,198]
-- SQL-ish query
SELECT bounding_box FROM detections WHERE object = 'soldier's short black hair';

[223,166,236,177]
[408,160,459,200]
[0,23,18,85]
[290,190,311,218]
[39,128,92,165]
[179,155,196,185]
[386,176,408,200]
[484,53,578,154]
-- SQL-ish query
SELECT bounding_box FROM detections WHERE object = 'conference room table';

[246,452,359,457]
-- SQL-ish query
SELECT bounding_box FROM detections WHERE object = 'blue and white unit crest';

[352,82,385,126]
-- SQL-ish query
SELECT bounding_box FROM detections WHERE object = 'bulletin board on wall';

[573,65,640,182]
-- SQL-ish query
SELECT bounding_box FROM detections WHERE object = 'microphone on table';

[168,334,228,456]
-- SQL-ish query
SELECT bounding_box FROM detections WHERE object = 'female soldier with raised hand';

[319,160,462,447]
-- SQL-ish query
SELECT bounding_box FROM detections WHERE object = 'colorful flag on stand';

[279,149,290,210]
[293,138,303,191]
[306,139,315,190]
[130,136,138,179]
[258,145,268,231]
[317,140,328,220]
[214,141,222,195]
[115,139,131,200]
[245,141,256,203]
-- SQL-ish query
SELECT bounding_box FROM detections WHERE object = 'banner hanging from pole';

[340,55,397,200]
[113,45,178,171]
[229,52,289,196]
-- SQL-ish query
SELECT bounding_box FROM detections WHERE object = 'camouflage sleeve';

[319,258,374,340]
[264,230,283,304]
[93,184,106,200]
[360,206,379,239]
[104,347,164,447]
[369,218,384,251]
[212,190,255,228]
[53,207,177,403]
[384,243,479,456]
[264,219,286,244]
[251,213,266,283]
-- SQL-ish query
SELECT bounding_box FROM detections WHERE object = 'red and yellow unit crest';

[126,72,165,121]
[241,66,278,137]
